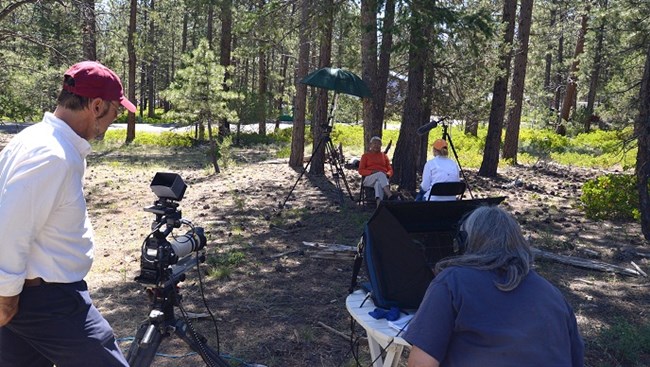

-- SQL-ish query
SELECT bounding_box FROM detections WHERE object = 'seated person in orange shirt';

[358,136,394,202]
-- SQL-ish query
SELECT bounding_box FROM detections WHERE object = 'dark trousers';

[0,281,128,367]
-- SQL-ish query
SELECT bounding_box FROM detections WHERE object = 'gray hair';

[435,205,533,291]
[370,136,382,143]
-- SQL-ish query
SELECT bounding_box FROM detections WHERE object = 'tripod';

[439,122,474,199]
[281,124,354,208]
[126,257,229,367]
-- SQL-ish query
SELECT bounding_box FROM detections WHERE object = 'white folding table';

[345,289,412,367]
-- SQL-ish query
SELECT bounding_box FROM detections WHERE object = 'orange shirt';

[358,151,393,177]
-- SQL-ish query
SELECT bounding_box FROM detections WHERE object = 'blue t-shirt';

[403,267,584,367]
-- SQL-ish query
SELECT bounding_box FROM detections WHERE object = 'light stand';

[440,122,474,199]
[281,92,354,208]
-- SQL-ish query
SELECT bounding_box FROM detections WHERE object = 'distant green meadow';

[100,123,636,171]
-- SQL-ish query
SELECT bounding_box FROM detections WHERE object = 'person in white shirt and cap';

[420,139,460,201]
[0,61,136,367]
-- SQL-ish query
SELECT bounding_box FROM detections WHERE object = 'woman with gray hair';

[404,206,584,367]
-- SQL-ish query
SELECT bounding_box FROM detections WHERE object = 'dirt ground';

[1,131,649,367]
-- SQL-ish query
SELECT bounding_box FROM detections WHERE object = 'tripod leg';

[280,135,328,209]
[174,319,231,367]
[443,131,474,199]
[325,139,354,201]
[127,323,164,367]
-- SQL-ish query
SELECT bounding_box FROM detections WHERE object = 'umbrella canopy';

[301,67,372,98]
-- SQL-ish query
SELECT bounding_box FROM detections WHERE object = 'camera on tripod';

[135,172,207,286]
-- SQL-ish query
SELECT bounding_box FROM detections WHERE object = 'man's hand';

[0,295,19,327]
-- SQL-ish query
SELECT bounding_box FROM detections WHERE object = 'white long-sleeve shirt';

[0,112,94,297]
[421,156,460,201]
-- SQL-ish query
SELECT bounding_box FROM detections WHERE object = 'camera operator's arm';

[0,295,19,327]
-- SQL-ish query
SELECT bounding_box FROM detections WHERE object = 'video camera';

[135,172,207,286]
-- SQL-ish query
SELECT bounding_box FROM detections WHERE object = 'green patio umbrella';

[300,67,372,98]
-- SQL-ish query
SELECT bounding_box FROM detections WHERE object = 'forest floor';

[1,130,649,367]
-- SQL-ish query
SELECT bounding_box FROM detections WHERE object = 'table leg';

[367,336,385,367]
[384,345,404,367]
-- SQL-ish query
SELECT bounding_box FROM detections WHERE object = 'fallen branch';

[309,252,354,260]
[302,241,356,252]
[317,321,366,343]
[631,262,648,277]
[270,249,301,259]
[532,248,642,277]
[574,278,596,285]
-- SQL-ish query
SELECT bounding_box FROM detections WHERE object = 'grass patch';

[596,318,650,366]
[206,249,247,280]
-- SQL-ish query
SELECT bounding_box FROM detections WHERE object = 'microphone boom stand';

[440,122,474,199]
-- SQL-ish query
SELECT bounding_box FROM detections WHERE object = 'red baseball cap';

[62,61,137,113]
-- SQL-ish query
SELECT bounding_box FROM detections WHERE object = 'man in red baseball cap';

[58,60,136,140]
[0,61,131,366]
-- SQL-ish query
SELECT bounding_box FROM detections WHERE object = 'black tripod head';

[321,123,333,136]
[440,119,451,140]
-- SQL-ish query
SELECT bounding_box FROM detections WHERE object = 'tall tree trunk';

[126,0,137,144]
[181,12,188,53]
[465,119,479,135]
[361,0,378,151]
[554,32,564,113]
[257,0,267,136]
[258,50,267,135]
[206,2,214,49]
[289,0,311,168]
[277,54,289,112]
[419,20,436,175]
[219,0,233,136]
[147,0,156,119]
[79,0,96,60]
[139,4,148,119]
[392,0,426,192]
[585,0,607,132]
[478,0,517,177]
[372,0,395,143]
[544,1,556,109]
[309,0,334,175]
[560,5,590,122]
[636,44,650,241]
[503,0,534,162]
[418,82,432,176]
[553,4,565,115]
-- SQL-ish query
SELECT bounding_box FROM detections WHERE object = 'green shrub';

[519,128,570,159]
[114,109,177,124]
[598,318,650,365]
[580,174,641,221]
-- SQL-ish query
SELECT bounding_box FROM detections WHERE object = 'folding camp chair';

[357,176,376,206]
[426,181,466,201]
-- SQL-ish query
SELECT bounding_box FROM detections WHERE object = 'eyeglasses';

[112,101,124,115]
